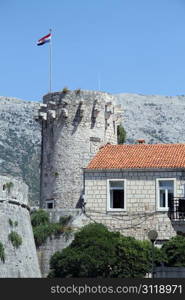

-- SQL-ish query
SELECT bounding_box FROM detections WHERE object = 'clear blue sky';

[1,0,185,101]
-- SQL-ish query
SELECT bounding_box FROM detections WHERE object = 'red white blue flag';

[37,33,51,46]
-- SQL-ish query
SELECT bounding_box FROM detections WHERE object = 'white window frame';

[156,178,176,211]
[107,179,126,211]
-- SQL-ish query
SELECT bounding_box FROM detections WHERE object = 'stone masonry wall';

[0,176,41,277]
[38,90,123,209]
[84,169,185,241]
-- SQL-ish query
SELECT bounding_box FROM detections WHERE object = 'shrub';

[14,221,18,227]
[9,219,18,227]
[31,209,49,227]
[62,87,70,94]
[117,125,126,144]
[9,218,13,227]
[161,235,185,267]
[4,182,14,193]
[33,222,72,247]
[48,223,157,278]
[0,242,5,262]
[75,89,81,95]
[31,210,72,247]
[59,215,72,226]
[8,231,22,248]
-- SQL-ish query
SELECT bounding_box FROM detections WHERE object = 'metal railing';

[168,197,185,220]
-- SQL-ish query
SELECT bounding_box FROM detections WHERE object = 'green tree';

[117,125,126,144]
[48,223,161,278]
[161,235,185,267]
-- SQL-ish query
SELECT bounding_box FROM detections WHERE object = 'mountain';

[1,92,185,205]
[115,93,185,144]
[0,96,41,205]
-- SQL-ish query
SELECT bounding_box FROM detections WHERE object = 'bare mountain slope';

[115,93,185,144]
[0,96,41,205]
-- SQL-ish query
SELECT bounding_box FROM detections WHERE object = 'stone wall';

[37,90,123,209]
[0,176,41,278]
[154,267,185,278]
[84,169,185,241]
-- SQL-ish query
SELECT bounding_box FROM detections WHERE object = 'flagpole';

[49,29,52,93]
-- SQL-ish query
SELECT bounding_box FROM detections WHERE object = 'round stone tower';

[0,175,41,278]
[37,90,123,209]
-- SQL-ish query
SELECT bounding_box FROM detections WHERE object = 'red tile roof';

[86,144,185,170]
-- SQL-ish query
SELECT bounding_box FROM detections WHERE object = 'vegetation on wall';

[9,218,13,227]
[31,210,72,247]
[31,209,49,227]
[0,242,5,262]
[48,223,162,278]
[8,218,22,249]
[117,124,126,144]
[4,182,14,193]
[8,231,22,248]
[59,216,72,226]
[9,219,18,227]
[75,89,81,95]
[62,87,70,94]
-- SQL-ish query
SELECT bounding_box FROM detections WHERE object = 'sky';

[1,0,185,101]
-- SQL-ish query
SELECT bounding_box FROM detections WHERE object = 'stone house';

[84,143,185,243]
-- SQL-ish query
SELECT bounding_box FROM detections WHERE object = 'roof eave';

[84,167,185,173]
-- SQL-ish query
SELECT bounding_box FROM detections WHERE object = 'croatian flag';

[37,33,51,46]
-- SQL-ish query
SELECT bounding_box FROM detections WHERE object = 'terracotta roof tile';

[86,144,185,170]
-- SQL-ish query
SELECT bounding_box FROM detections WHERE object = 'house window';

[107,180,126,211]
[156,179,175,211]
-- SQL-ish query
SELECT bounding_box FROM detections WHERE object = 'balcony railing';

[168,197,185,220]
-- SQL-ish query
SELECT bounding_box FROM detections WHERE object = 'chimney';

[137,139,145,144]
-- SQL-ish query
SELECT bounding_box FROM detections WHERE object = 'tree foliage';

[117,125,126,144]
[48,223,162,278]
[161,235,185,267]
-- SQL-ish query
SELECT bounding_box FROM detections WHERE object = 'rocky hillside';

[0,96,41,205]
[1,92,185,205]
[115,93,185,144]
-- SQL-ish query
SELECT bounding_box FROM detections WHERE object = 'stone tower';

[37,90,123,209]
[0,175,41,278]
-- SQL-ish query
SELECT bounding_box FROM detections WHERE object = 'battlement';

[36,90,123,127]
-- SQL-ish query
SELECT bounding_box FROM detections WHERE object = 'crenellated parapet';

[36,90,123,133]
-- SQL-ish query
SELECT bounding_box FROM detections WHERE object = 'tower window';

[46,200,54,209]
